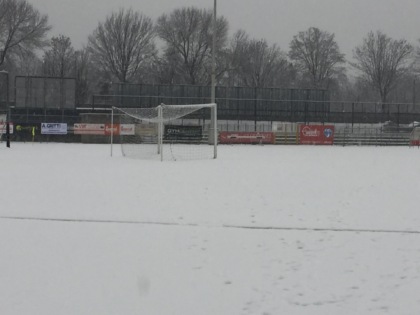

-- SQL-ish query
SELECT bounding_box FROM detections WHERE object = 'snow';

[1,143,420,314]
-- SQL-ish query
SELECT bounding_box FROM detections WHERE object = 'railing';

[91,95,420,126]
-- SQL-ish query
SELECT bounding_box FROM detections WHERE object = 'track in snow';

[1,215,420,235]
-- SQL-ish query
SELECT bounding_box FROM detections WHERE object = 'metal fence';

[3,81,420,145]
[14,76,76,109]
[90,94,420,126]
[112,83,329,103]
[5,96,420,128]
[3,105,419,145]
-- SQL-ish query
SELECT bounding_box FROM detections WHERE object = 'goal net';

[111,103,217,161]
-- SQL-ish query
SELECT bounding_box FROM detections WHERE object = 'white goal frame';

[110,103,218,161]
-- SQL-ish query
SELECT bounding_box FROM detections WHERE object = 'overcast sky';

[28,0,420,61]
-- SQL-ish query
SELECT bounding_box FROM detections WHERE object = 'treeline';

[1,0,420,105]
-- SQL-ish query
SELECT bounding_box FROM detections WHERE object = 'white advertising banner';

[272,122,298,133]
[120,124,135,135]
[74,123,105,135]
[0,122,13,134]
[41,123,68,135]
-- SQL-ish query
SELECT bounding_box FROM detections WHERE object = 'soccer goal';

[111,103,217,161]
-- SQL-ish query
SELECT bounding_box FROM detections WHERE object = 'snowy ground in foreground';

[1,143,420,315]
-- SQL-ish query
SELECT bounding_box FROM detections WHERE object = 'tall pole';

[211,0,216,104]
[6,71,9,148]
[209,0,217,145]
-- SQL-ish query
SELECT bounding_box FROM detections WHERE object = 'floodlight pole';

[211,0,216,104]
[209,0,217,145]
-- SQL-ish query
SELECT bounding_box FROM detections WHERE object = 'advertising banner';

[75,123,135,136]
[74,123,105,135]
[108,124,137,136]
[410,127,420,146]
[164,125,202,140]
[105,124,136,135]
[138,125,157,142]
[104,124,119,136]
[272,122,298,133]
[299,125,335,145]
[0,122,13,134]
[119,124,135,135]
[219,132,275,144]
[41,123,68,135]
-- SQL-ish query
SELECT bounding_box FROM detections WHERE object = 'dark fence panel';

[15,76,76,109]
[7,79,420,129]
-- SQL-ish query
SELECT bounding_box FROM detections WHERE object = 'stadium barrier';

[3,100,419,146]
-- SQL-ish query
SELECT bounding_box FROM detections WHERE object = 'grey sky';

[29,0,420,61]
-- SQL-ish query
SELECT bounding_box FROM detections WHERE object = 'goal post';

[111,103,217,161]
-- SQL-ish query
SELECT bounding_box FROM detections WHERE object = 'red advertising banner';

[105,124,119,136]
[219,132,275,144]
[299,125,335,145]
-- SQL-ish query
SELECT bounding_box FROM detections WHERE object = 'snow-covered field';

[1,143,420,315]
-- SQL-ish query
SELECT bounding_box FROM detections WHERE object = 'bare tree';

[88,8,156,83]
[156,6,228,85]
[353,31,413,103]
[7,50,42,76]
[43,35,75,77]
[74,48,94,104]
[0,0,50,68]
[289,27,345,89]
[221,29,248,86]
[226,30,291,88]
[152,48,183,84]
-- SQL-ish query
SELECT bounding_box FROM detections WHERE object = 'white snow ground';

[1,143,420,315]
